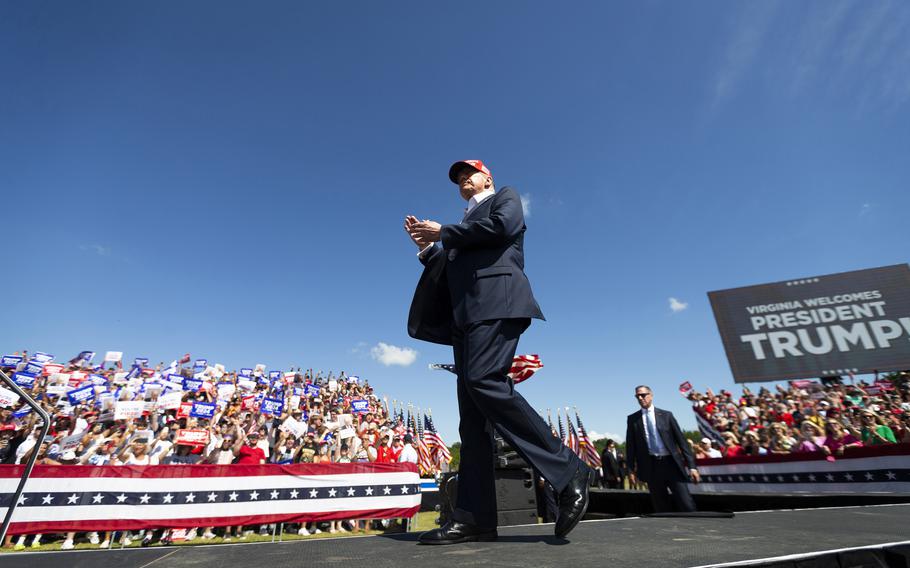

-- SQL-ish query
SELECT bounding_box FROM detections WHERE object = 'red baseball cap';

[448,159,492,183]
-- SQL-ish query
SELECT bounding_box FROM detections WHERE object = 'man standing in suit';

[625,385,700,512]
[599,439,625,489]
[405,160,592,544]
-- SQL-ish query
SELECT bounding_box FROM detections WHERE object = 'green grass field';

[1,512,440,553]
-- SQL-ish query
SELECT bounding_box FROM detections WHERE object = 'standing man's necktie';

[646,411,661,455]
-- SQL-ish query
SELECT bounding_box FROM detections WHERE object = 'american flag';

[565,411,581,457]
[509,354,543,384]
[575,409,602,468]
[0,463,420,535]
[415,414,435,475]
[557,412,566,445]
[423,414,451,465]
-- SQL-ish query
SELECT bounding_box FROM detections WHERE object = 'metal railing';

[0,370,51,542]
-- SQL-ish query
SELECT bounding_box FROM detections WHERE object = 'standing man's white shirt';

[416,189,496,258]
[641,405,670,456]
[398,443,418,464]
[464,189,495,216]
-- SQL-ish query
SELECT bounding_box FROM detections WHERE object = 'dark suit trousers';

[451,318,577,528]
[647,455,696,513]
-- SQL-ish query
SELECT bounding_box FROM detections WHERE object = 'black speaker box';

[436,468,539,527]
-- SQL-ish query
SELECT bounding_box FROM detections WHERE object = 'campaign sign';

[216,382,236,399]
[89,374,108,386]
[114,400,146,420]
[1,355,23,367]
[240,368,253,378]
[24,361,44,375]
[134,357,149,367]
[13,373,36,389]
[304,383,321,398]
[177,402,193,419]
[67,384,95,405]
[351,399,370,414]
[241,395,256,410]
[194,359,207,369]
[59,432,84,453]
[237,378,256,391]
[0,386,20,408]
[31,352,54,363]
[182,377,203,392]
[156,391,184,410]
[190,402,216,419]
[259,397,284,416]
[269,371,281,381]
[708,264,910,383]
[104,351,123,363]
[176,429,211,446]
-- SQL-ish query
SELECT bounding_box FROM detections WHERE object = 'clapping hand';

[404,215,440,248]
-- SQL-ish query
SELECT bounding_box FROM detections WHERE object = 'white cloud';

[520,193,532,218]
[711,1,780,106]
[80,244,111,256]
[669,297,689,313]
[587,431,623,443]
[350,341,368,355]
[370,342,418,367]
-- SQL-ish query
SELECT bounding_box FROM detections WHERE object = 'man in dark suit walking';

[599,439,625,489]
[625,385,700,512]
[406,159,592,544]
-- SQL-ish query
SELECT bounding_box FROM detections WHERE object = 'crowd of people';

[686,372,910,460]
[0,349,445,550]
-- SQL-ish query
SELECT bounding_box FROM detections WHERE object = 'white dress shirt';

[641,405,670,456]
[416,189,496,258]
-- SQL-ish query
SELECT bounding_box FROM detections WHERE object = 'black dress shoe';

[555,462,594,538]
[418,521,498,545]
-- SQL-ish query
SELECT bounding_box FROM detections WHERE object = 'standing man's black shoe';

[418,521,498,545]
[555,463,594,538]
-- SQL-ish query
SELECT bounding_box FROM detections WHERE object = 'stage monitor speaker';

[436,468,539,528]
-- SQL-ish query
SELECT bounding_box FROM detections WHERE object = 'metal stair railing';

[0,369,51,542]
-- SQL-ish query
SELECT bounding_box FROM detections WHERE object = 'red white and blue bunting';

[692,443,910,494]
[0,463,421,535]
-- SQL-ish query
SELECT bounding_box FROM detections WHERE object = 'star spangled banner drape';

[0,463,421,535]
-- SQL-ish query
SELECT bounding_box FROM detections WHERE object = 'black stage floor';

[4,504,909,568]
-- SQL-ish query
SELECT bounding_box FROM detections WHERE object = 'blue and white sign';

[190,402,216,419]
[194,359,207,369]
[240,368,253,378]
[237,378,256,391]
[260,397,284,416]
[31,352,54,364]
[258,375,270,385]
[13,407,31,418]
[90,374,108,386]
[182,377,203,392]
[24,361,45,375]
[13,373,36,389]
[125,365,141,380]
[304,384,321,398]
[351,399,370,414]
[1,355,23,367]
[269,371,281,381]
[67,385,95,405]
[134,357,149,367]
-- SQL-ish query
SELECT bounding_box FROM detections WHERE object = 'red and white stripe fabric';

[0,463,421,535]
[509,354,543,384]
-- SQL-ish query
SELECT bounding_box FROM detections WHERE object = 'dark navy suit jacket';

[625,407,698,483]
[408,186,544,345]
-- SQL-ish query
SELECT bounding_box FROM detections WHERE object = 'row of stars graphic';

[5,484,420,507]
[702,470,905,483]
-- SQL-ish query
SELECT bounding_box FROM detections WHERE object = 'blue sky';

[2,1,909,443]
